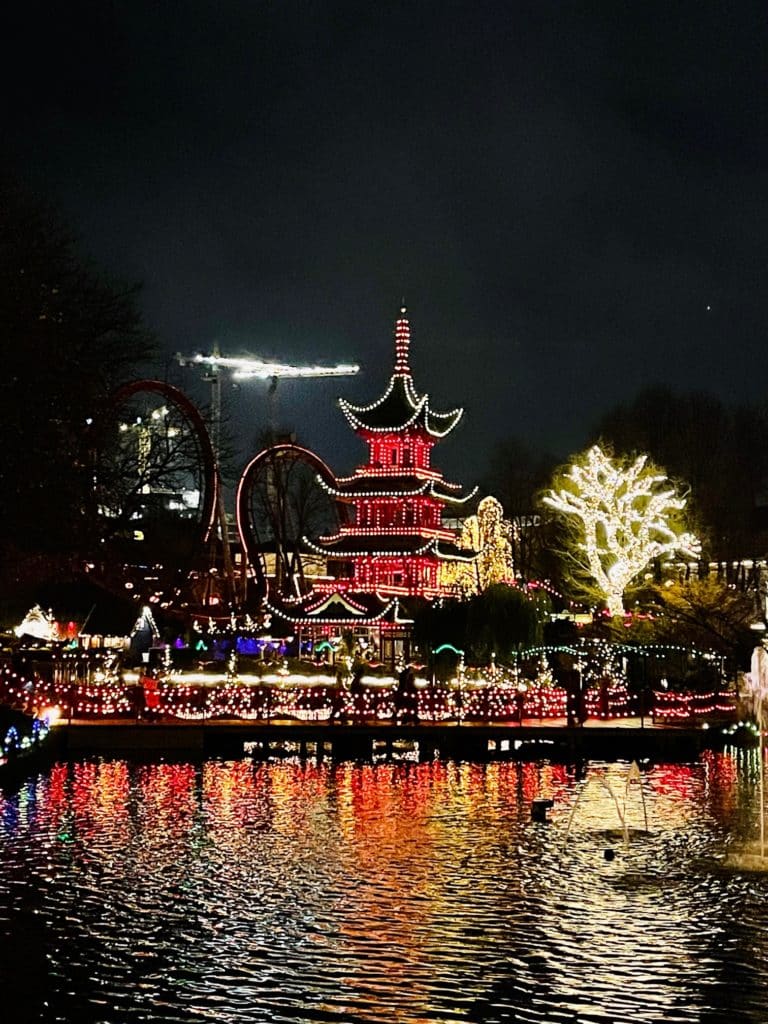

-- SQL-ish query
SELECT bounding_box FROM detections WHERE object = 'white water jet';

[563,761,649,853]
[724,644,768,870]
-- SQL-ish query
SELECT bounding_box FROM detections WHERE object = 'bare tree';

[542,444,700,616]
[246,443,341,597]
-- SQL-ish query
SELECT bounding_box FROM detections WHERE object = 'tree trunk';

[606,591,626,617]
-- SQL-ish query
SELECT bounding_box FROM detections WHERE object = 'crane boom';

[178,352,359,380]
[176,346,360,603]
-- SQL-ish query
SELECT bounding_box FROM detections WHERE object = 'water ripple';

[2,755,768,1022]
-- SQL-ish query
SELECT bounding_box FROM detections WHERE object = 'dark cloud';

[5,1,768,485]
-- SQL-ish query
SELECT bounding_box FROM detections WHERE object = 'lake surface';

[1,750,767,1023]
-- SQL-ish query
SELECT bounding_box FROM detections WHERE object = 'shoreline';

[46,715,742,763]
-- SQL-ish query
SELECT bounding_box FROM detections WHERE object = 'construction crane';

[177,346,360,444]
[184,350,360,380]
[176,345,359,606]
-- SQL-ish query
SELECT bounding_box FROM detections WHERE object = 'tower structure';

[263,306,477,664]
[305,306,477,598]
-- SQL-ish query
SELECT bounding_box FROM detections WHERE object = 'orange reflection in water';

[319,760,573,1021]
[68,760,132,845]
[331,762,467,1020]
[3,751,767,1024]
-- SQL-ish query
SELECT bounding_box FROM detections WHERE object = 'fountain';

[722,643,768,871]
[563,760,649,854]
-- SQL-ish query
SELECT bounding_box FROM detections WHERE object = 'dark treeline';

[592,388,768,560]
[480,438,560,583]
[0,180,156,582]
[482,389,768,579]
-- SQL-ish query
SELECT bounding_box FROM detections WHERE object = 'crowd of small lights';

[652,689,737,720]
[0,654,739,726]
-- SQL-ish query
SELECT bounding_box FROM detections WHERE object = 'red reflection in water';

[653,763,698,799]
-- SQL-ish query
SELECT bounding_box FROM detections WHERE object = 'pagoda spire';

[394,305,411,376]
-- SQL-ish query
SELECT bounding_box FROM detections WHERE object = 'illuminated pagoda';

[266,307,477,663]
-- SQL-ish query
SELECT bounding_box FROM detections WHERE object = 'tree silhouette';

[93,396,205,563]
[481,436,558,581]
[244,442,341,598]
[0,180,155,571]
[593,388,768,559]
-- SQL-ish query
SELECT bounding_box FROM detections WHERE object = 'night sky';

[6,2,768,489]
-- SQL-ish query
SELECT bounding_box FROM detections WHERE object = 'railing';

[0,664,739,726]
[650,689,737,723]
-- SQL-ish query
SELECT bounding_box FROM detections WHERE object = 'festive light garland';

[333,465,446,483]
[340,388,458,437]
[542,444,700,617]
[0,655,741,727]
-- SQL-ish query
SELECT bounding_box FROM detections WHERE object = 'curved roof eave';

[340,374,422,415]
[424,403,464,437]
[264,595,399,625]
[340,396,428,434]
[302,534,439,558]
[317,476,433,499]
[430,483,479,504]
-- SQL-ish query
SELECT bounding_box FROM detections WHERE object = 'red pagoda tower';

[263,307,476,663]
[304,306,476,599]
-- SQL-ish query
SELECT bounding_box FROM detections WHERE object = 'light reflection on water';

[1,751,768,1023]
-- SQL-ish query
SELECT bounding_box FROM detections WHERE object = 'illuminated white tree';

[542,445,700,617]
[473,496,515,591]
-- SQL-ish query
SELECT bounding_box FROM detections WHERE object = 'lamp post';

[433,644,465,726]
[516,681,527,726]
[458,651,466,725]
[748,639,768,860]
[640,651,646,730]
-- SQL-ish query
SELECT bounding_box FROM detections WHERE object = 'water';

[1,751,768,1023]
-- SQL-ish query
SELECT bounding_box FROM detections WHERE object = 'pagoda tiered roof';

[316,471,478,504]
[265,590,413,626]
[338,307,463,437]
[302,532,477,562]
[282,305,479,605]
[339,376,463,437]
